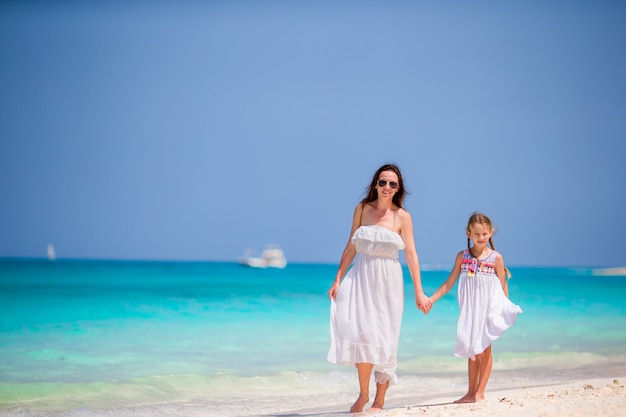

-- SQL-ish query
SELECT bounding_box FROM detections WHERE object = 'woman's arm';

[399,209,432,313]
[429,251,463,304]
[328,203,363,300]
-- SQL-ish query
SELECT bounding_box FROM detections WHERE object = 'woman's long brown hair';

[360,163,406,208]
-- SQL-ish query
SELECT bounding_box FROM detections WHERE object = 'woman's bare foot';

[369,402,384,412]
[350,394,369,413]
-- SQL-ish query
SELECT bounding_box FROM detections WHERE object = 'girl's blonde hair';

[466,212,511,279]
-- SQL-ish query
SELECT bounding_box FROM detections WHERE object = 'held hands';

[415,292,433,314]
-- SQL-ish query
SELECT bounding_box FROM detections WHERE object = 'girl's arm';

[399,208,432,313]
[429,251,463,304]
[328,203,363,300]
[494,253,509,298]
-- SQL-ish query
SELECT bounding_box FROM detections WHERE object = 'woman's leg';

[350,363,373,413]
[370,375,389,411]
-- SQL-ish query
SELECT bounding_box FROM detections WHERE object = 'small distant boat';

[239,246,287,269]
[593,266,626,276]
[47,243,56,261]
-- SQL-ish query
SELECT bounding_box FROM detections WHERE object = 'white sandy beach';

[285,376,626,417]
[382,377,625,417]
[0,376,624,417]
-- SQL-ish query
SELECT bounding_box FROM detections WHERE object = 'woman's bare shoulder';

[397,206,411,220]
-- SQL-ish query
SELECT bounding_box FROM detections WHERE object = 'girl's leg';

[474,345,492,401]
[370,373,389,411]
[454,346,492,403]
[454,357,480,403]
[350,363,372,413]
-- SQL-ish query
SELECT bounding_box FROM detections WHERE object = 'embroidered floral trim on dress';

[461,251,495,276]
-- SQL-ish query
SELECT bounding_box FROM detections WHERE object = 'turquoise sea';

[0,260,625,416]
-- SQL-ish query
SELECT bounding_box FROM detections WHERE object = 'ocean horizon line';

[1,256,625,273]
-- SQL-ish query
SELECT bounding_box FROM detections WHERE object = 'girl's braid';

[489,237,511,279]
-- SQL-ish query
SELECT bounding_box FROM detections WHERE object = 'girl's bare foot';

[369,402,384,412]
[454,393,474,403]
[454,393,485,403]
[350,395,369,413]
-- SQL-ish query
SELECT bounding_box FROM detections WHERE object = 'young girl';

[429,212,522,403]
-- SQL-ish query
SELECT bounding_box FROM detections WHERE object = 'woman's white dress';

[327,225,405,385]
[455,249,523,360]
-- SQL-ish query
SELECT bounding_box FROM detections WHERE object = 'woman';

[327,163,431,413]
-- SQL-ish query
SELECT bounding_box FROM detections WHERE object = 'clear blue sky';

[1,1,625,267]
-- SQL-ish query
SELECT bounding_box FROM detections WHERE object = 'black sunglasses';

[377,180,399,189]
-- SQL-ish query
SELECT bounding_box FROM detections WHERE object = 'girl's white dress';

[455,249,523,360]
[327,225,405,385]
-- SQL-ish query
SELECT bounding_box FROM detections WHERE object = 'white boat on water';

[239,246,287,269]
[47,243,56,261]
